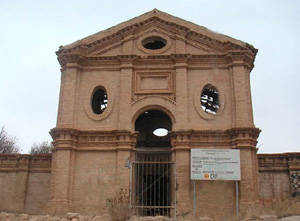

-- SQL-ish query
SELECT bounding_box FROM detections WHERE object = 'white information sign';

[191,149,240,181]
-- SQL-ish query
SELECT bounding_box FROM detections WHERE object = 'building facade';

[1,9,299,220]
[46,9,259,218]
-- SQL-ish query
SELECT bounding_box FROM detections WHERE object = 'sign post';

[190,149,241,219]
[193,180,196,219]
[236,181,239,219]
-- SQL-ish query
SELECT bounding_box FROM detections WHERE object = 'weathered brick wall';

[0,154,51,214]
[258,153,300,199]
[72,151,118,214]
[0,152,299,216]
[194,180,236,219]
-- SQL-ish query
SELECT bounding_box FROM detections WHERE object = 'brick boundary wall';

[0,154,52,173]
[0,153,299,214]
[258,153,300,199]
[0,154,52,214]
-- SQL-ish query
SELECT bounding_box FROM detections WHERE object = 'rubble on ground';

[1,212,300,221]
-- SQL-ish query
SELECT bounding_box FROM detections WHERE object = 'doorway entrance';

[131,110,175,217]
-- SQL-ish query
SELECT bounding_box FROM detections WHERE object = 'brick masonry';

[0,9,299,219]
[258,153,300,199]
[0,153,299,217]
[0,154,51,214]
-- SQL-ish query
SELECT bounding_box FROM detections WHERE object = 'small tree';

[29,141,52,154]
[0,126,20,153]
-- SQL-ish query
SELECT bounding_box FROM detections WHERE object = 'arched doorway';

[132,110,174,217]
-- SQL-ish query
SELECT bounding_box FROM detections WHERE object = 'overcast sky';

[0,0,299,153]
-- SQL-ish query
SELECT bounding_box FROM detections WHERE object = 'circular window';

[200,86,219,114]
[91,87,108,115]
[142,36,166,50]
[153,128,168,137]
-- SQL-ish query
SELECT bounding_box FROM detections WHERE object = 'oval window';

[200,86,219,114]
[142,36,166,50]
[153,128,168,137]
[91,87,108,115]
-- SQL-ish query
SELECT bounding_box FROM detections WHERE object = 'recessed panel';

[135,71,173,94]
[140,76,168,90]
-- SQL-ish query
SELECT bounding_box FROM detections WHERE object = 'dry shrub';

[107,188,131,221]
[245,197,300,219]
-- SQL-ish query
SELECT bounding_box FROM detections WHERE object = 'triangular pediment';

[88,24,221,56]
[57,9,257,65]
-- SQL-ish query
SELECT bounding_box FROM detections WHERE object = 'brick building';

[0,9,299,220]
[47,9,260,218]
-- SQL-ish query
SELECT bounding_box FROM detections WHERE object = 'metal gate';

[130,152,176,218]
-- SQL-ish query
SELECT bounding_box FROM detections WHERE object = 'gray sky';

[0,0,299,153]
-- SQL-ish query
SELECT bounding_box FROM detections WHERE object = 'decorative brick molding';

[50,127,260,151]
[136,32,172,54]
[56,12,257,66]
[84,83,114,121]
[134,71,174,95]
[171,127,260,149]
[258,153,300,172]
[57,53,255,72]
[56,9,257,71]
[228,127,261,148]
[50,128,138,151]
[0,154,52,173]
[258,153,300,197]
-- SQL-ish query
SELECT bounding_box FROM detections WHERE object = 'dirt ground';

[1,212,300,221]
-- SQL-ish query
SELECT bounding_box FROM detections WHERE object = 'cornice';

[117,55,140,69]
[50,128,138,150]
[258,153,300,172]
[258,152,300,157]
[0,154,52,173]
[50,128,79,139]
[50,128,261,149]
[57,54,86,68]
[170,128,260,148]
[170,128,260,136]
[171,54,191,67]
[226,51,256,70]
[58,52,254,71]
[117,55,140,63]
[228,127,261,149]
[228,127,261,137]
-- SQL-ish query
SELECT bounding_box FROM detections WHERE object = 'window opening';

[135,110,172,148]
[91,87,108,114]
[142,36,166,50]
[153,128,168,137]
[201,86,219,114]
